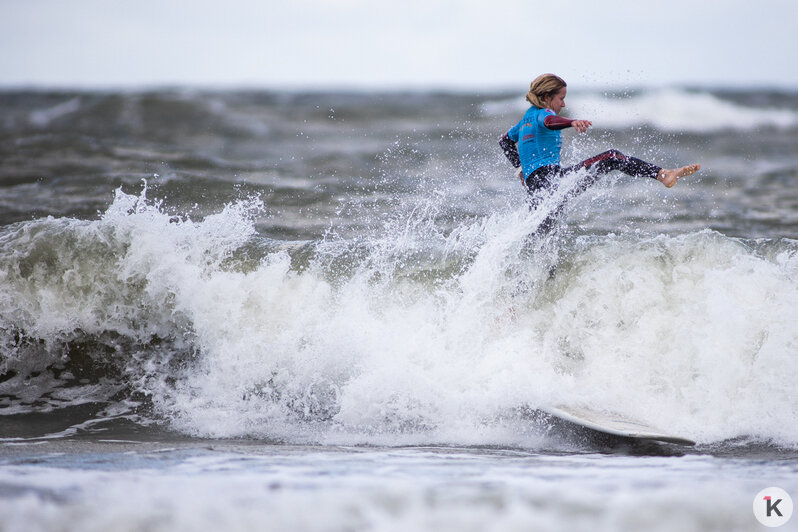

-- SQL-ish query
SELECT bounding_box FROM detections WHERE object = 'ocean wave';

[2,186,798,446]
[482,88,798,132]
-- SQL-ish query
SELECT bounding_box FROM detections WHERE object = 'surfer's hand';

[571,120,592,133]
[514,167,524,182]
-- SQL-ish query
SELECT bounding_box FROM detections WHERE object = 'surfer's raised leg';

[656,164,701,188]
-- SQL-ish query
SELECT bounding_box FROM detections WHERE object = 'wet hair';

[526,74,567,108]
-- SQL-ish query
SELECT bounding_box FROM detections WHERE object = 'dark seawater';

[1,87,798,531]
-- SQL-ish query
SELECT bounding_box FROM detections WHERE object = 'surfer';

[499,73,700,230]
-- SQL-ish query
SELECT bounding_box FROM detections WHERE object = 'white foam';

[483,89,798,132]
[0,450,789,532]
[3,186,798,446]
[28,98,82,127]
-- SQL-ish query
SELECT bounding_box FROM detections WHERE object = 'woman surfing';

[499,73,700,230]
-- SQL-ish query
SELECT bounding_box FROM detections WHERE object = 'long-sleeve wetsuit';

[499,105,662,230]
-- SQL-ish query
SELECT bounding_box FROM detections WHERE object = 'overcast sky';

[2,0,796,90]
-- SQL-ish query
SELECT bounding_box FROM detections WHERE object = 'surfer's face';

[544,87,567,113]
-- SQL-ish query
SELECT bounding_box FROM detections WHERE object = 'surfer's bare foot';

[657,164,701,188]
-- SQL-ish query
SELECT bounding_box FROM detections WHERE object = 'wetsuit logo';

[754,487,793,527]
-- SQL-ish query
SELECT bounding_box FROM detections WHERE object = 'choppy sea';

[1,86,798,531]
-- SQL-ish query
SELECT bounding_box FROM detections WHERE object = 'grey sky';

[1,0,796,90]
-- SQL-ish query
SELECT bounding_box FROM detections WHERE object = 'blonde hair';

[526,73,567,108]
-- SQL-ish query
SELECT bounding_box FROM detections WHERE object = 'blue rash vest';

[506,106,562,177]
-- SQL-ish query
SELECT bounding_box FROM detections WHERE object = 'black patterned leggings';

[525,149,661,231]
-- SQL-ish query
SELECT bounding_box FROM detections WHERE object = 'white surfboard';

[542,404,695,446]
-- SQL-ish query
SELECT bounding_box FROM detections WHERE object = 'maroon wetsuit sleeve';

[499,133,521,168]
[543,115,576,130]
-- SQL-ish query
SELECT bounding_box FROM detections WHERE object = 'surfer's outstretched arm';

[543,115,592,132]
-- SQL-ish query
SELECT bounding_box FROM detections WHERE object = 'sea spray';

[529,232,798,444]
[2,181,798,446]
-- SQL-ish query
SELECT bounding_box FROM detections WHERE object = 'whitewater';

[1,87,798,531]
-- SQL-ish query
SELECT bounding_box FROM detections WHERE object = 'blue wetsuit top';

[506,107,563,177]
